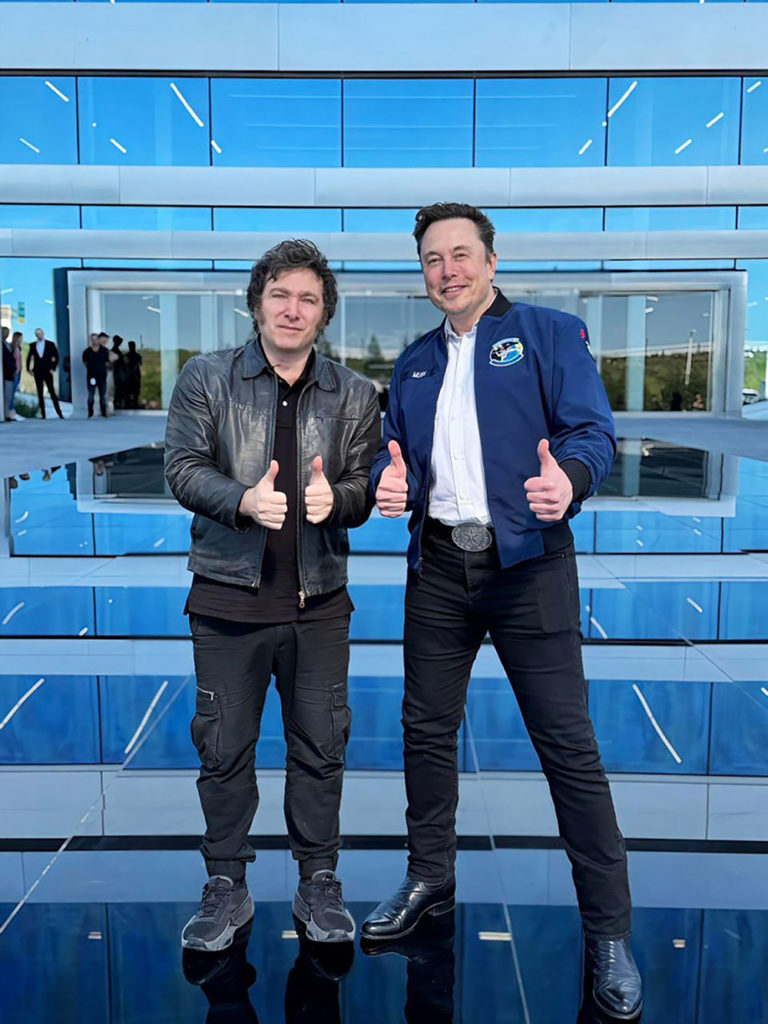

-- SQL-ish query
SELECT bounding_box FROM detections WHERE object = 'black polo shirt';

[186,349,353,624]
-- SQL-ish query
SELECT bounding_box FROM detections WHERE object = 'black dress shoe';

[361,875,455,941]
[584,935,642,1020]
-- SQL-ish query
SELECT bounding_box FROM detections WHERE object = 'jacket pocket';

[190,686,221,770]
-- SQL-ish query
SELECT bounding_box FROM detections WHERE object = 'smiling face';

[420,217,497,334]
[255,267,326,366]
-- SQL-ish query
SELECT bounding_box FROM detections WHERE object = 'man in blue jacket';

[362,203,641,1019]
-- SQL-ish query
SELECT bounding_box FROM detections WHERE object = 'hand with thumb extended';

[375,439,409,518]
[238,459,288,530]
[523,438,573,522]
[305,454,334,525]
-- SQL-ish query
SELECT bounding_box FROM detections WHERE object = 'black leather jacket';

[164,339,381,596]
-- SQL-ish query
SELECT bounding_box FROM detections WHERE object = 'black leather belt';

[424,517,495,552]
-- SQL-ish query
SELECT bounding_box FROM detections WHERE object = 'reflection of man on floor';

[165,240,380,954]
[26,327,63,419]
[363,202,642,1020]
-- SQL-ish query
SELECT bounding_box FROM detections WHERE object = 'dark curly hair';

[246,239,338,330]
[413,202,495,259]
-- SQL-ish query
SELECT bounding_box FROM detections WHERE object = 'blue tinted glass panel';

[739,206,768,228]
[489,208,603,232]
[570,510,595,553]
[344,80,473,167]
[738,259,768,399]
[0,906,109,1023]
[343,209,418,232]
[10,468,93,556]
[346,676,407,769]
[719,581,768,639]
[81,207,211,230]
[0,588,95,637]
[79,78,210,166]
[94,587,188,636]
[607,77,740,166]
[606,207,737,231]
[210,79,340,167]
[722,455,768,551]
[0,258,76,344]
[350,515,411,553]
[589,582,719,641]
[467,677,540,770]
[741,78,768,165]
[699,911,768,1024]
[214,208,341,232]
[0,206,79,230]
[0,675,99,764]
[590,679,710,774]
[595,510,721,553]
[100,676,193,767]
[0,77,77,164]
[348,584,404,640]
[93,513,193,556]
[476,79,606,168]
[710,682,768,775]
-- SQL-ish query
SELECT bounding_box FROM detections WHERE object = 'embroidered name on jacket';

[489,338,524,367]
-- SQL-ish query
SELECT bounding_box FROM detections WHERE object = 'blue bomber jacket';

[370,291,616,573]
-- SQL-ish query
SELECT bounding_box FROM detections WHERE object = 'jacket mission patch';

[489,337,524,367]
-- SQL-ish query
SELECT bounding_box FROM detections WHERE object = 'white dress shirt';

[36,340,46,358]
[428,319,491,526]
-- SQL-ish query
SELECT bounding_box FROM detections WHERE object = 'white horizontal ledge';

[2,165,768,209]
[0,639,764,682]
[1,227,767,260]
[1,4,767,73]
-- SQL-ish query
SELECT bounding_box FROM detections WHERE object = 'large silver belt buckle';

[451,524,492,552]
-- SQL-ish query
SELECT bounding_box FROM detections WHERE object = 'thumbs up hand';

[523,439,573,522]
[305,455,334,524]
[238,460,288,530]
[375,439,409,518]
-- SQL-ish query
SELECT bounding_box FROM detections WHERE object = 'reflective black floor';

[1,848,767,1023]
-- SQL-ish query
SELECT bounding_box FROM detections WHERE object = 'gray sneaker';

[292,870,356,943]
[181,875,255,951]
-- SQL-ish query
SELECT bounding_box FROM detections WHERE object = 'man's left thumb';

[310,455,324,480]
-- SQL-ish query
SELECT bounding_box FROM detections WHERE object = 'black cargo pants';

[189,613,352,882]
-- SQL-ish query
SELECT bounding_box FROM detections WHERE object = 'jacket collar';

[241,336,334,391]
[483,288,512,319]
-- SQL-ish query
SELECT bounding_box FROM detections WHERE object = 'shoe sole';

[592,993,643,1022]
[180,890,254,951]
[292,892,356,943]
[361,896,455,942]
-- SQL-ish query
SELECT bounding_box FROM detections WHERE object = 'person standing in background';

[25,327,63,419]
[124,340,143,409]
[10,331,23,409]
[2,326,16,420]
[83,332,110,418]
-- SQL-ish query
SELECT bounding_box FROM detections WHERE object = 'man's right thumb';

[264,460,279,483]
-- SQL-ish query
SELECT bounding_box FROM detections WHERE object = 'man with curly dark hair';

[166,239,381,951]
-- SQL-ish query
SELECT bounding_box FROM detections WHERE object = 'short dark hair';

[413,202,496,259]
[247,239,338,330]
[97,331,109,339]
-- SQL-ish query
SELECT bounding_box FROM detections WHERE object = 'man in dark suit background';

[26,327,63,419]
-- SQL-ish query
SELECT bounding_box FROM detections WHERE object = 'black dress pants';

[34,372,63,418]
[190,613,352,883]
[402,529,631,936]
[87,376,107,416]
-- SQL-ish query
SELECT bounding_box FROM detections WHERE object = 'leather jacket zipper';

[295,380,311,609]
